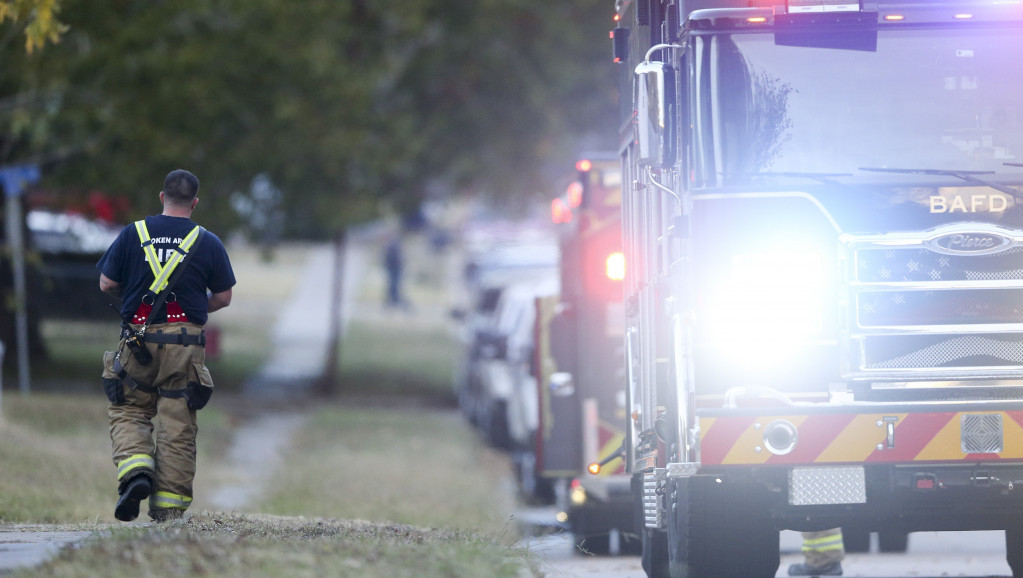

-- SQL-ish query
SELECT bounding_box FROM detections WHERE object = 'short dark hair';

[163,169,199,205]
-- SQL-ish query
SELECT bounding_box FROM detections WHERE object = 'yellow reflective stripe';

[136,224,201,294]
[150,491,192,510]
[802,534,845,553]
[135,221,162,281]
[116,454,155,480]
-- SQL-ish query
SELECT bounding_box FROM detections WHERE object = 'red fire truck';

[612,1,1023,576]
[534,155,636,553]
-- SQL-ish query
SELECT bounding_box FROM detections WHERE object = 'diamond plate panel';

[789,466,866,506]
[962,413,1003,454]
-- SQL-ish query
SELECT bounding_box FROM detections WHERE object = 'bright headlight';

[704,248,828,342]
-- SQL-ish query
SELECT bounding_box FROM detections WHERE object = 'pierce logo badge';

[926,232,1012,255]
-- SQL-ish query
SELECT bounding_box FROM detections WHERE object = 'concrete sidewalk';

[0,529,93,575]
[0,238,371,574]
[240,237,367,400]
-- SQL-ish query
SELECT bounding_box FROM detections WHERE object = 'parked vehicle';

[476,276,559,450]
[453,237,558,426]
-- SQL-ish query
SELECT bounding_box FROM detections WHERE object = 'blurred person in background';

[383,233,406,309]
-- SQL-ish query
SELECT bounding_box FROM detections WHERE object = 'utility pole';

[319,228,346,395]
[0,163,41,402]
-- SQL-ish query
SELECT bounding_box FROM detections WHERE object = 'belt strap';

[145,329,205,346]
[112,353,153,393]
[120,327,205,346]
[111,353,186,398]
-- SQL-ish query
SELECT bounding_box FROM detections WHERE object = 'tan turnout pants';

[103,322,213,519]
[801,528,845,567]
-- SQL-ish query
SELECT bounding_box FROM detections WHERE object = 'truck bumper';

[699,462,1023,533]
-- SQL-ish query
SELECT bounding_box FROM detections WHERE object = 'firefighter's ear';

[191,197,199,210]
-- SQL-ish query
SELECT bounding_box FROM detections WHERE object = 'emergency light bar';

[690,0,1023,30]
[788,0,861,12]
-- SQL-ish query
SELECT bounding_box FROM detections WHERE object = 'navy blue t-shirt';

[97,215,236,326]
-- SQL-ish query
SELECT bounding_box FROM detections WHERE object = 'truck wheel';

[842,529,870,553]
[668,476,779,578]
[1007,527,1023,578]
[514,450,553,504]
[484,400,511,449]
[641,528,669,577]
[878,531,908,553]
[574,532,611,555]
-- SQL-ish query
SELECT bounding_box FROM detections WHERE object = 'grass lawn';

[1,239,534,577]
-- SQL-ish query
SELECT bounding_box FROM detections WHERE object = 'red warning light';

[566,181,584,208]
[576,159,593,172]
[551,198,572,224]
[606,252,626,281]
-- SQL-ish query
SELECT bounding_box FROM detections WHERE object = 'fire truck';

[534,155,637,552]
[611,0,1023,576]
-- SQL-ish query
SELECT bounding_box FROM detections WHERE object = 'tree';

[2,0,617,235]
[0,0,65,369]
[0,0,65,54]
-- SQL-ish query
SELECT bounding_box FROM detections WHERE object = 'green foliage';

[0,0,616,236]
[0,0,66,53]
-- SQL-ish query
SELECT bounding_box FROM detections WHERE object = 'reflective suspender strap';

[134,220,202,295]
[134,220,162,281]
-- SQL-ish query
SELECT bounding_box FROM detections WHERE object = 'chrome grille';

[863,334,1023,370]
[858,289,1023,327]
[857,246,1023,282]
[846,228,1023,380]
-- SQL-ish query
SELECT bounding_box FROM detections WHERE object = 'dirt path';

[205,412,307,511]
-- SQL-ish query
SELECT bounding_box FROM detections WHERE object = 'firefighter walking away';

[97,169,236,522]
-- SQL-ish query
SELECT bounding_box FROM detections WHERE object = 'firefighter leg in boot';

[108,387,158,522]
[147,393,197,521]
[789,528,844,576]
[144,326,208,521]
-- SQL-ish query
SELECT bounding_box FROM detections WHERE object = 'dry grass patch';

[0,393,234,524]
[257,406,516,540]
[0,394,112,522]
[16,512,535,578]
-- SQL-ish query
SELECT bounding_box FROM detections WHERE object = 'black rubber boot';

[114,475,152,522]
[788,561,843,576]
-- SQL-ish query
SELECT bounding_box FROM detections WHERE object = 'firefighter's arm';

[99,273,122,299]
[208,288,232,313]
